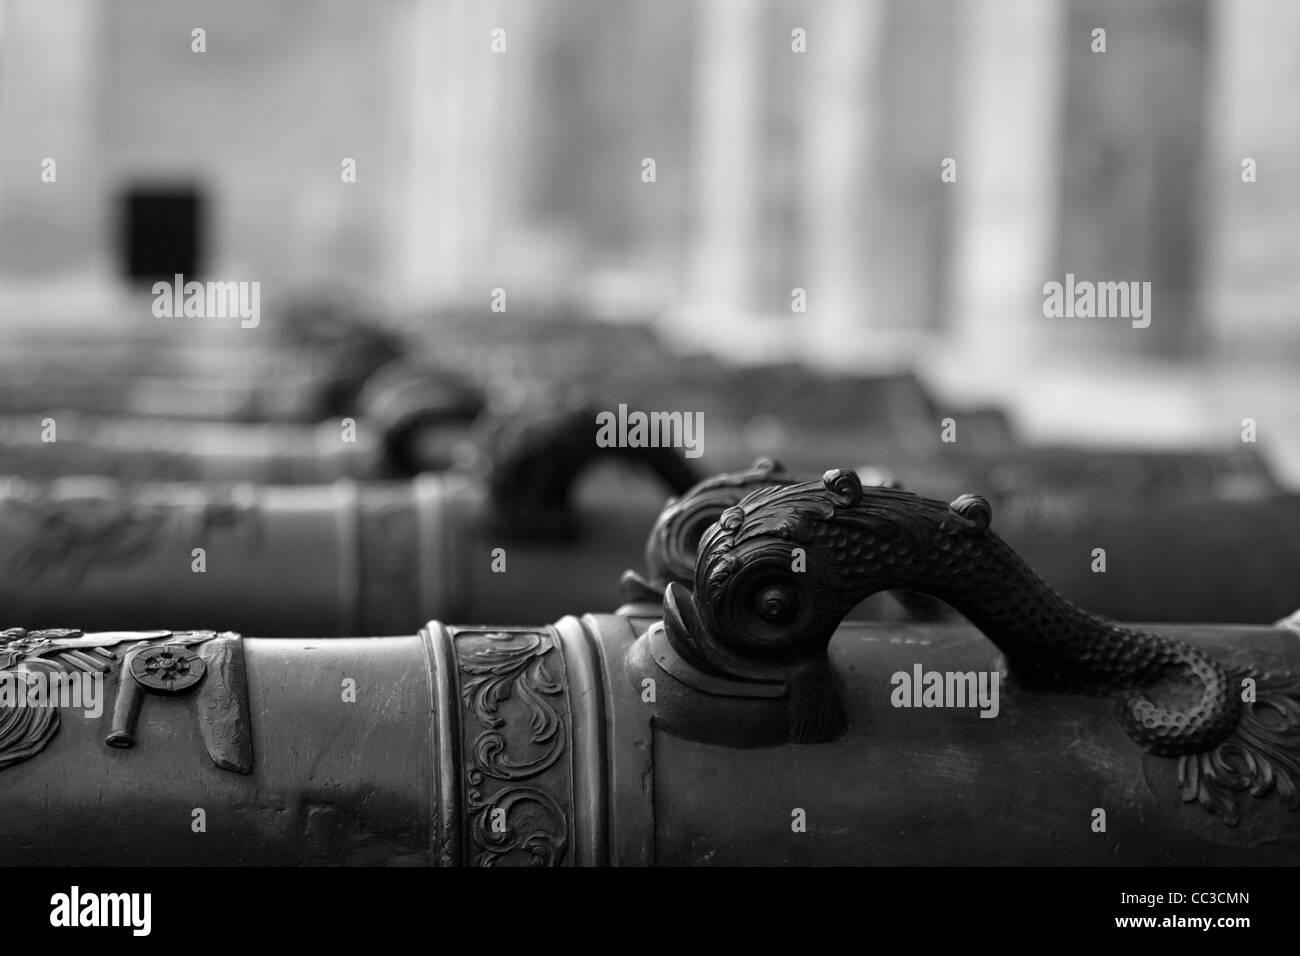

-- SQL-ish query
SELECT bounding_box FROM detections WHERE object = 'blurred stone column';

[0,0,107,280]
[399,0,533,303]
[396,0,451,300]
[874,0,960,341]
[947,0,1067,378]
[1054,0,1211,358]
[683,0,766,339]
[1203,0,1300,355]
[798,0,886,367]
[754,0,806,320]
[622,0,696,314]
[681,0,960,366]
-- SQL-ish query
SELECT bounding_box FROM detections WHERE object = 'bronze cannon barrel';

[4,453,1297,642]
[2,468,1299,866]
[0,361,486,483]
[3,617,1295,866]
[0,474,667,636]
[0,301,408,422]
[0,369,350,424]
[0,404,700,636]
[0,415,385,484]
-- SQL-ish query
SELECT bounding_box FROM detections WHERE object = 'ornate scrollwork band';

[447,627,575,866]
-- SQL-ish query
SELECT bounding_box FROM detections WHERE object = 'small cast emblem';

[129,645,206,694]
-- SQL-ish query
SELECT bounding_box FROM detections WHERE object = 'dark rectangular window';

[120,187,204,283]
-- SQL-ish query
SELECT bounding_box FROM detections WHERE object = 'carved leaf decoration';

[0,660,62,770]
[468,786,567,868]
[1178,670,1300,825]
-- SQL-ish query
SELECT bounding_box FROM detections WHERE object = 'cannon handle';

[635,467,1300,827]
[357,360,486,475]
[620,457,797,602]
[483,403,701,541]
[620,457,944,623]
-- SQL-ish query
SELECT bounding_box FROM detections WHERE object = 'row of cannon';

[1,455,1297,865]
[1,410,1296,633]
[1,334,1297,865]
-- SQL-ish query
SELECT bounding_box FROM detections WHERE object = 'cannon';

[0,413,699,635]
[1,468,1298,866]
[0,358,487,483]
[4,449,1297,640]
[0,297,414,423]
[622,457,1300,625]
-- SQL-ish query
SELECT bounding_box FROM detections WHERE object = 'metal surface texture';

[0,433,696,636]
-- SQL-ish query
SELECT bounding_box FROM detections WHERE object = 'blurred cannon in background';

[425,312,1023,475]
[0,297,466,424]
[3,297,1291,629]
[5,439,1293,643]
[0,307,1024,492]
[0,370,484,484]
[0,404,699,635]
[0,361,520,485]
[620,457,1300,626]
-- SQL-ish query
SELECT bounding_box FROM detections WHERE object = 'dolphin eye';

[756,585,798,623]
